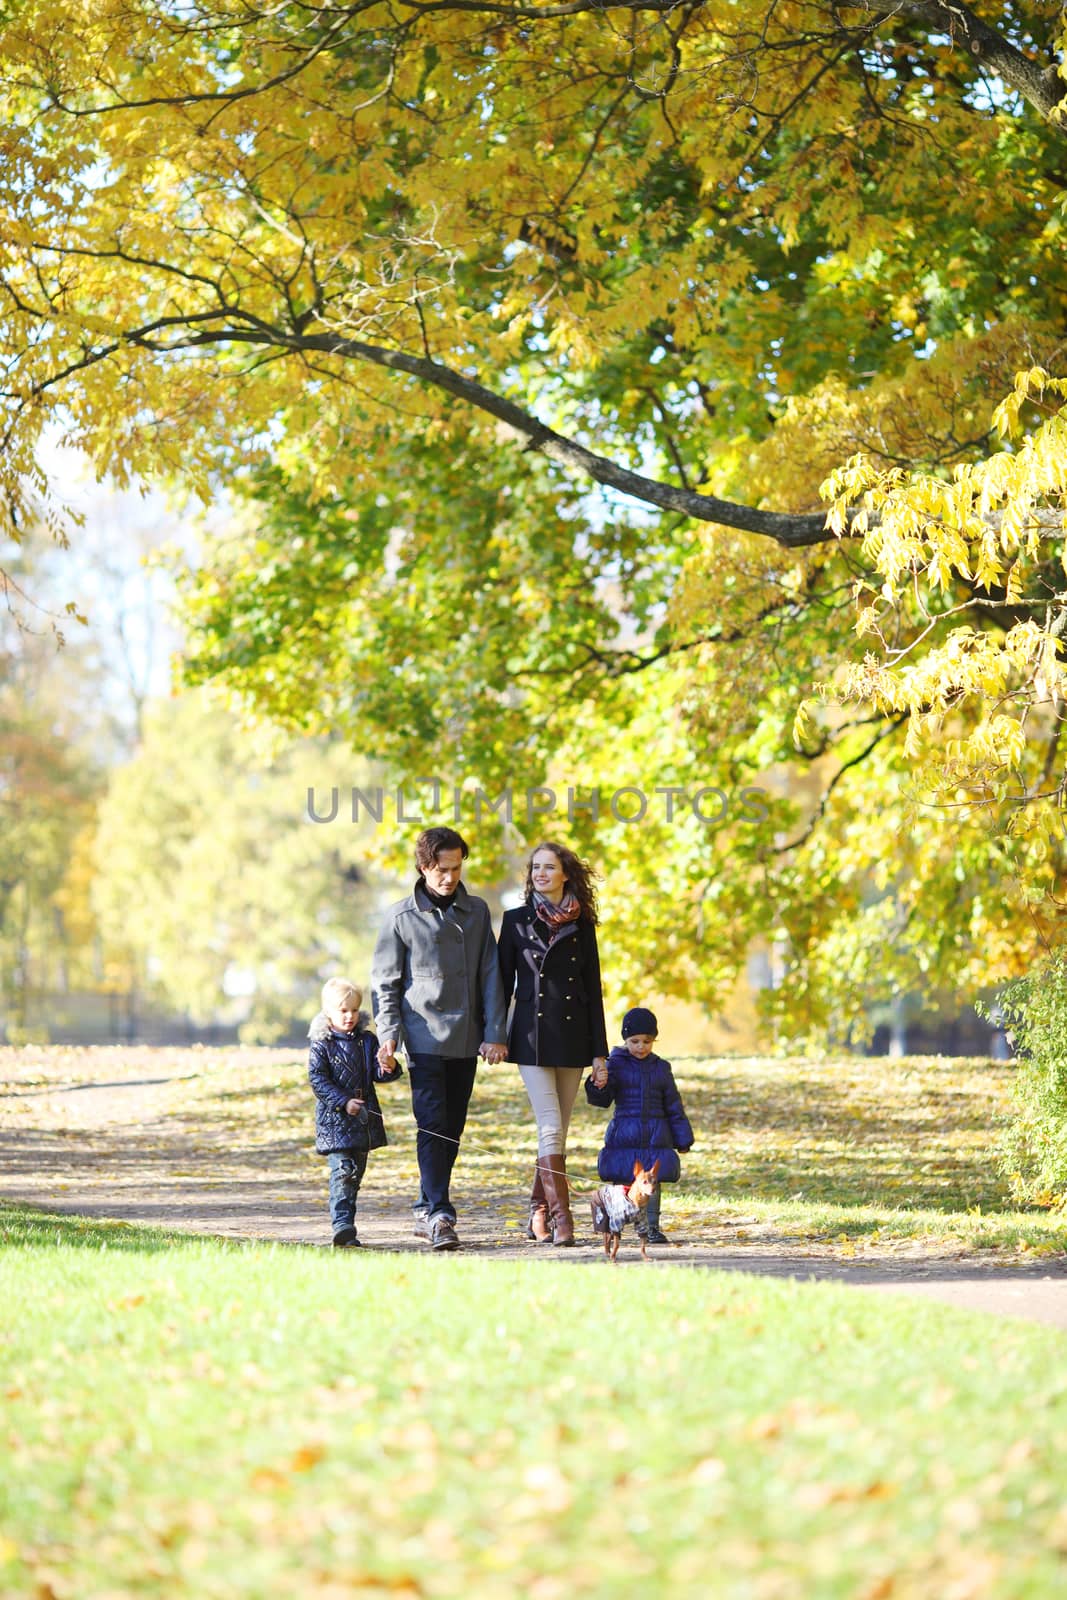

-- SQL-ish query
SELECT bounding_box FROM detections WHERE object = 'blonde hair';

[322,977,362,1011]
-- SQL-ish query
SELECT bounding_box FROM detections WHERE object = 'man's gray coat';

[371,880,507,1058]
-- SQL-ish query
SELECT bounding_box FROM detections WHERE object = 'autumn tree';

[2,1,1066,1031]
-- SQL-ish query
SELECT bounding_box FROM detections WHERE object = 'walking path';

[3,1058,1067,1329]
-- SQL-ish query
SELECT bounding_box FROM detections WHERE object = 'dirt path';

[3,1062,1067,1329]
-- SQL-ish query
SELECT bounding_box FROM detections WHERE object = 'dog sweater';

[591,1183,639,1235]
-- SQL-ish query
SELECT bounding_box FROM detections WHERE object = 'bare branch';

[774,714,909,852]
[286,330,840,546]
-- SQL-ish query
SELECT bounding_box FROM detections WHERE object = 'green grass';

[2,1204,1067,1598]
[669,1055,1067,1258]
[4,1049,1064,1595]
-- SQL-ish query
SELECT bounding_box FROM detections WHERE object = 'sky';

[12,438,211,751]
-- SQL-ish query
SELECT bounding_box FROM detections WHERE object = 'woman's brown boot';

[526,1164,552,1243]
[542,1153,575,1246]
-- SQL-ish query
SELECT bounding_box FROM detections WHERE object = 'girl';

[586,1006,694,1244]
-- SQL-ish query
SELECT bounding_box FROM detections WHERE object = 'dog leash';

[327,1035,604,1188]
[341,1048,660,1195]
[358,1102,601,1188]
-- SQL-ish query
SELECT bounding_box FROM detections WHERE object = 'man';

[372,826,507,1251]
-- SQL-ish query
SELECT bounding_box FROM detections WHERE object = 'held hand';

[377,1039,397,1069]
[591,1057,609,1088]
[346,1097,365,1116]
[480,1041,507,1065]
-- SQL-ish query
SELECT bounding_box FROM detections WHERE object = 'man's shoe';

[332,1226,361,1248]
[644,1227,669,1246]
[430,1216,460,1251]
[413,1211,432,1241]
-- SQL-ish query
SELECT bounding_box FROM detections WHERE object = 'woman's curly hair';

[523,841,599,925]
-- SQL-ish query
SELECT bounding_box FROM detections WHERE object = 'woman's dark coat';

[585,1045,694,1184]
[497,905,609,1068]
[307,1011,402,1155]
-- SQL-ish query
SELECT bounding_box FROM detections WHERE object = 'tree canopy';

[2,0,1066,1034]
[2,1,1064,527]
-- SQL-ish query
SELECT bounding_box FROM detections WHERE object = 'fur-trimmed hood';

[308,1009,374,1043]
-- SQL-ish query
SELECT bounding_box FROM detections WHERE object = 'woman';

[498,841,608,1245]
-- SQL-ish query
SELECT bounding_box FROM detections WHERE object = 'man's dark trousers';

[407,1053,478,1222]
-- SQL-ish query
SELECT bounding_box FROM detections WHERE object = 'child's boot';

[329,1155,363,1247]
[642,1182,668,1245]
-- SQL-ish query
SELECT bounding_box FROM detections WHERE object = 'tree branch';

[774,713,909,853]
[283,331,840,546]
[12,314,837,545]
[855,0,1065,127]
[35,0,1064,136]
[393,0,1066,130]
[18,312,1064,555]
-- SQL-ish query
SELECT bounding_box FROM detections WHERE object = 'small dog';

[589,1159,661,1261]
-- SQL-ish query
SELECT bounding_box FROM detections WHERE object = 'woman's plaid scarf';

[532,889,582,934]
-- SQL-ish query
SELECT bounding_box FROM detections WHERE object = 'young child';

[308,977,402,1248]
[586,1006,694,1245]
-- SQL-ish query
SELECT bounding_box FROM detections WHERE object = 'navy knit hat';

[621,1007,658,1039]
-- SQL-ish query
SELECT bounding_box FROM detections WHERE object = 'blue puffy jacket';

[585,1045,694,1184]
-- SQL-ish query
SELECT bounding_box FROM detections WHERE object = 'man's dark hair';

[414,827,470,870]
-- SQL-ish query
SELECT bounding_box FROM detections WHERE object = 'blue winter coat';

[585,1045,694,1184]
[308,1011,402,1155]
